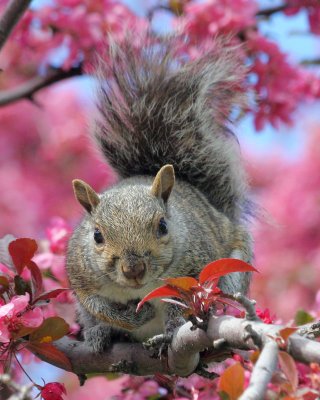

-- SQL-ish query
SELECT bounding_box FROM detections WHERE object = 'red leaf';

[27,261,43,299]
[302,391,320,400]
[13,325,39,340]
[137,285,181,311]
[279,351,298,392]
[161,298,190,308]
[199,258,258,284]
[8,238,38,275]
[279,327,298,342]
[33,288,70,304]
[165,277,198,291]
[215,296,242,311]
[218,362,245,400]
[0,276,9,294]
[27,342,72,371]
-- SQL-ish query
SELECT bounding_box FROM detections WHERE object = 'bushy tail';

[94,36,249,221]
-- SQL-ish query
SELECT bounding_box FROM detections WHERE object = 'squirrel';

[66,37,253,353]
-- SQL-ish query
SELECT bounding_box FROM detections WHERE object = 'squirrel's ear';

[72,179,100,214]
[151,165,175,203]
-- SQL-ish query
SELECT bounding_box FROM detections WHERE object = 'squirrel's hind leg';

[77,305,115,353]
[83,323,114,353]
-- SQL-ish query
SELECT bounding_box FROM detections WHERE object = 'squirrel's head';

[72,165,176,289]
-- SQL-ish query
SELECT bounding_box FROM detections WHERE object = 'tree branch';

[30,313,320,379]
[0,66,83,106]
[301,58,320,66]
[29,338,167,375]
[0,0,32,51]
[298,321,320,339]
[239,340,279,400]
[256,4,288,18]
[0,374,33,400]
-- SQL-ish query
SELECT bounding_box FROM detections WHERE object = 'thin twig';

[301,58,320,66]
[239,339,279,400]
[233,293,258,321]
[256,4,288,17]
[0,0,32,51]
[0,65,83,106]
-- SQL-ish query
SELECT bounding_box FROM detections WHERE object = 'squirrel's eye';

[94,228,104,244]
[157,218,168,237]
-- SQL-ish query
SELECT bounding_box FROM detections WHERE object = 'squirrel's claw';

[111,359,137,374]
[143,333,172,358]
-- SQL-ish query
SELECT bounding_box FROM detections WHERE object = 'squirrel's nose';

[121,261,146,280]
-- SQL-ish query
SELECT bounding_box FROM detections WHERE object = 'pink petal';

[21,306,43,328]
[11,293,30,314]
[0,323,10,342]
[0,302,14,318]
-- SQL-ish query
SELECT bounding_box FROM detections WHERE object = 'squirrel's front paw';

[143,333,172,358]
[127,300,155,325]
[83,324,112,353]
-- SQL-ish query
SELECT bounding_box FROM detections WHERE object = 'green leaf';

[294,309,314,326]
[8,238,38,274]
[219,392,230,400]
[29,317,69,343]
[199,258,258,284]
[92,372,121,380]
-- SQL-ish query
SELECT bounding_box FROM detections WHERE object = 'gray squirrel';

[66,37,253,352]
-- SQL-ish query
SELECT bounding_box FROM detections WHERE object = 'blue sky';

[120,0,320,159]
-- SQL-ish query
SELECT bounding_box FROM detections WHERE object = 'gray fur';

[94,37,248,221]
[67,37,253,352]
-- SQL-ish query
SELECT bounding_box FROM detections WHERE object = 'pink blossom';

[285,0,320,35]
[0,293,43,342]
[178,0,257,40]
[251,127,320,317]
[7,0,149,71]
[138,380,160,397]
[0,89,115,238]
[256,308,274,324]
[46,218,72,254]
[247,32,320,130]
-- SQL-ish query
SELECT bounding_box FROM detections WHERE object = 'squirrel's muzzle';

[121,255,146,280]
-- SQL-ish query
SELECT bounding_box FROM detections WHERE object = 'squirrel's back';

[94,37,249,222]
